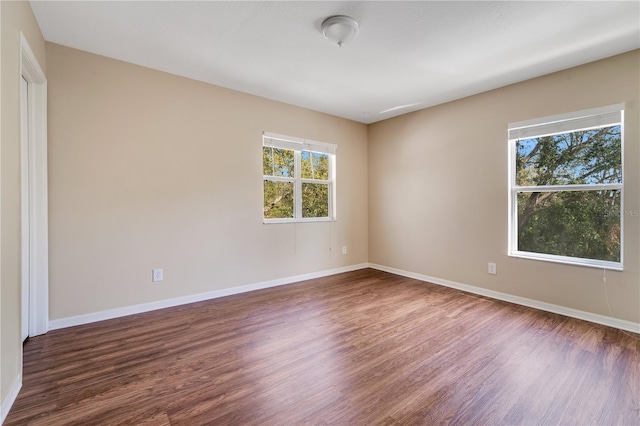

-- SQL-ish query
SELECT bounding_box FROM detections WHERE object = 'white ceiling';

[30,1,640,124]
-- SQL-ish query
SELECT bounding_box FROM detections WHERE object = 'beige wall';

[2,14,637,415]
[1,0,46,408]
[46,43,368,320]
[368,50,640,323]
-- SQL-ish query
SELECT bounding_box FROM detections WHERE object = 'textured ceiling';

[30,1,640,124]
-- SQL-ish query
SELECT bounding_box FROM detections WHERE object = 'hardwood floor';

[5,268,640,425]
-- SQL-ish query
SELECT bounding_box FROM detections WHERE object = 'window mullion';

[329,154,334,219]
[511,190,518,258]
[508,138,517,257]
[300,178,331,184]
[264,175,295,183]
[515,183,622,192]
[295,150,302,220]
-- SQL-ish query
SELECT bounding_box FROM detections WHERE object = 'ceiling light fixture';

[321,15,359,47]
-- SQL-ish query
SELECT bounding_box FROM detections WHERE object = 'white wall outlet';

[488,263,497,275]
[342,246,348,255]
[152,268,163,282]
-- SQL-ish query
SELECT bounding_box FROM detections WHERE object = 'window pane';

[301,151,329,180]
[264,180,294,219]
[302,183,329,218]
[517,190,620,262]
[516,126,621,186]
[263,147,295,177]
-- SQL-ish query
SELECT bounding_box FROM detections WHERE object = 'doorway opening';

[20,32,48,338]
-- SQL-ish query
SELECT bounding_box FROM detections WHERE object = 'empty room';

[1,1,639,425]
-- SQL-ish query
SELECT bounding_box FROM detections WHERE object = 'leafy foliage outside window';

[302,182,329,218]
[263,147,295,219]
[301,151,330,218]
[263,135,334,222]
[510,107,623,268]
[263,179,294,219]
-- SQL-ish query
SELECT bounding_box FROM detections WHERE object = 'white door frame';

[20,32,48,337]
[20,75,29,341]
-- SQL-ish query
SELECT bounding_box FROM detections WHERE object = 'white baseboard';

[47,262,640,334]
[49,263,370,331]
[369,263,640,334]
[1,373,22,425]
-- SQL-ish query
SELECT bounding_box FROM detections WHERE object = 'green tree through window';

[509,105,623,269]
[301,151,330,218]
[263,147,295,219]
[263,133,335,222]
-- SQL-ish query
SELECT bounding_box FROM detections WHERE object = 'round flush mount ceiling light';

[321,15,359,47]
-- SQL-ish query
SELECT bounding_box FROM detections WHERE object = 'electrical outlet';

[488,263,497,275]
[152,268,163,282]
[342,246,347,255]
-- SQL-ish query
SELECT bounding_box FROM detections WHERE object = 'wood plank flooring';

[5,268,640,425]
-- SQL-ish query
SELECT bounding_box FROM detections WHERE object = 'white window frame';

[508,104,624,271]
[263,132,336,224]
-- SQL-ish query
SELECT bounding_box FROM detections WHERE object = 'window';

[262,132,336,223]
[508,104,624,270]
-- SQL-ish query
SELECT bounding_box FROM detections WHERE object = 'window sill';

[509,251,623,271]
[263,218,336,224]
